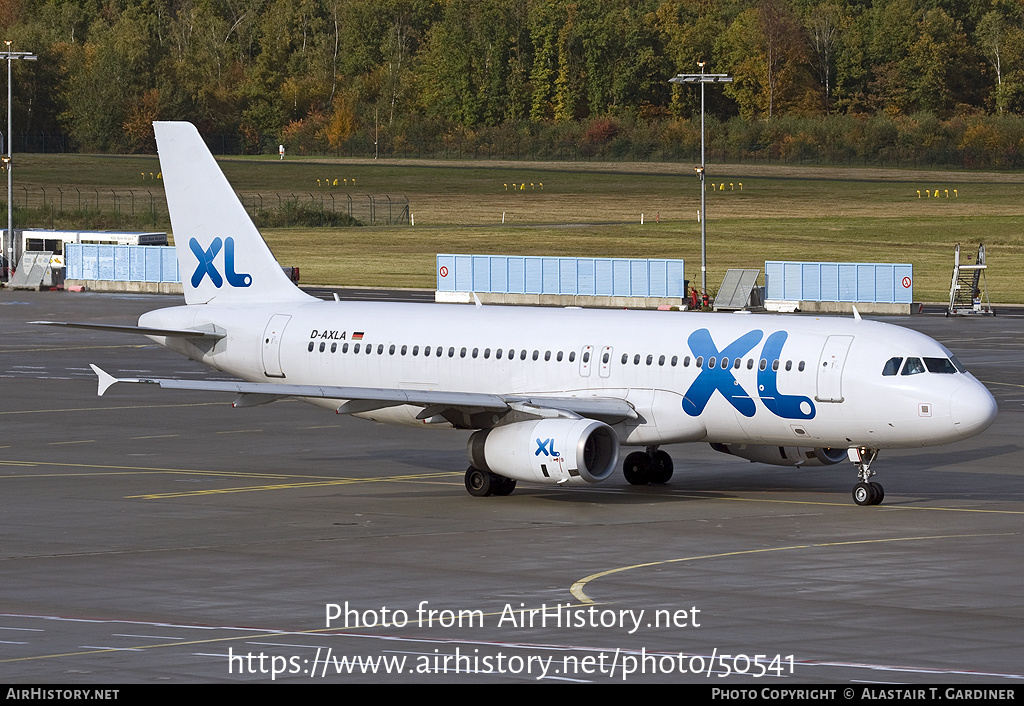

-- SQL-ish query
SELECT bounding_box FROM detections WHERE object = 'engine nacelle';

[468,419,619,486]
[710,443,847,467]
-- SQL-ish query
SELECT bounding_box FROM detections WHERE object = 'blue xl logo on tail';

[189,237,252,288]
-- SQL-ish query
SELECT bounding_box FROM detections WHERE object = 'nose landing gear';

[850,447,884,505]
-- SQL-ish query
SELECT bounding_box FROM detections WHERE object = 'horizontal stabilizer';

[32,321,225,339]
[88,367,638,423]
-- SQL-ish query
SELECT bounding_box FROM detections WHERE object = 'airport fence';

[765,261,914,304]
[4,188,408,229]
[438,254,686,298]
[65,243,180,282]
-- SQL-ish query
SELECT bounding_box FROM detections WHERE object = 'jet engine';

[468,418,619,485]
[710,443,847,467]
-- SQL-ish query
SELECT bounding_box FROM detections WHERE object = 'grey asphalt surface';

[0,290,1020,683]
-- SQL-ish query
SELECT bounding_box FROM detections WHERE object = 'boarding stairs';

[947,244,994,316]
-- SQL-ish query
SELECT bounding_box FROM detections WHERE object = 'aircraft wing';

[32,321,226,339]
[89,365,637,423]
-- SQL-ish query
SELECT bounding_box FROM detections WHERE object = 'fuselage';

[139,301,997,451]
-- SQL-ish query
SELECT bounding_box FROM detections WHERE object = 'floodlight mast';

[669,65,732,297]
[1,42,37,276]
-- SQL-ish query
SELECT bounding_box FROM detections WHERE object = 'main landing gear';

[850,447,884,506]
[464,466,517,497]
[623,446,674,486]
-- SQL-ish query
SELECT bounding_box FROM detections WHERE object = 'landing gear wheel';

[850,447,882,506]
[492,475,517,496]
[869,481,884,504]
[649,450,674,484]
[623,452,652,485]
[465,466,492,497]
[853,482,875,506]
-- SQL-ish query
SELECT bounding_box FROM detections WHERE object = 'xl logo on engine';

[682,328,816,420]
[190,237,252,288]
[535,438,560,457]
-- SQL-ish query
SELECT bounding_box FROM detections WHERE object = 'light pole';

[670,64,731,297]
[1,42,37,277]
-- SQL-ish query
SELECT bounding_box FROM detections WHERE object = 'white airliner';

[36,122,997,505]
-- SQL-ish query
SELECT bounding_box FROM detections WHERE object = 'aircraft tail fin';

[153,121,312,306]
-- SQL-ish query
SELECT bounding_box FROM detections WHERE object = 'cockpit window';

[949,355,967,373]
[901,357,926,375]
[924,357,958,374]
[882,357,903,376]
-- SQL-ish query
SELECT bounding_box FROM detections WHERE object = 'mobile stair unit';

[947,243,994,316]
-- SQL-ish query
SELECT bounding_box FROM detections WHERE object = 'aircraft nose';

[951,381,997,438]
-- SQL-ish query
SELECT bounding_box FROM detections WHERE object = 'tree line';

[4,0,1024,166]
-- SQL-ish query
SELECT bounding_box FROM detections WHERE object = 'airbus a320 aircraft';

[36,122,997,505]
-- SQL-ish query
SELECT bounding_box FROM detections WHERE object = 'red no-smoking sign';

[439,266,449,277]
[902,276,912,288]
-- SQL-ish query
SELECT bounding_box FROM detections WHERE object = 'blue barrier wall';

[765,261,913,303]
[437,254,685,298]
[65,244,180,283]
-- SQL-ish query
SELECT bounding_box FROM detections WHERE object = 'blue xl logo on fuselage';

[189,237,252,288]
[683,328,815,420]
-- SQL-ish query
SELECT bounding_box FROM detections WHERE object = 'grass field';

[14,152,1024,302]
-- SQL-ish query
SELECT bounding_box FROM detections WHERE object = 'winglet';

[90,364,119,397]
